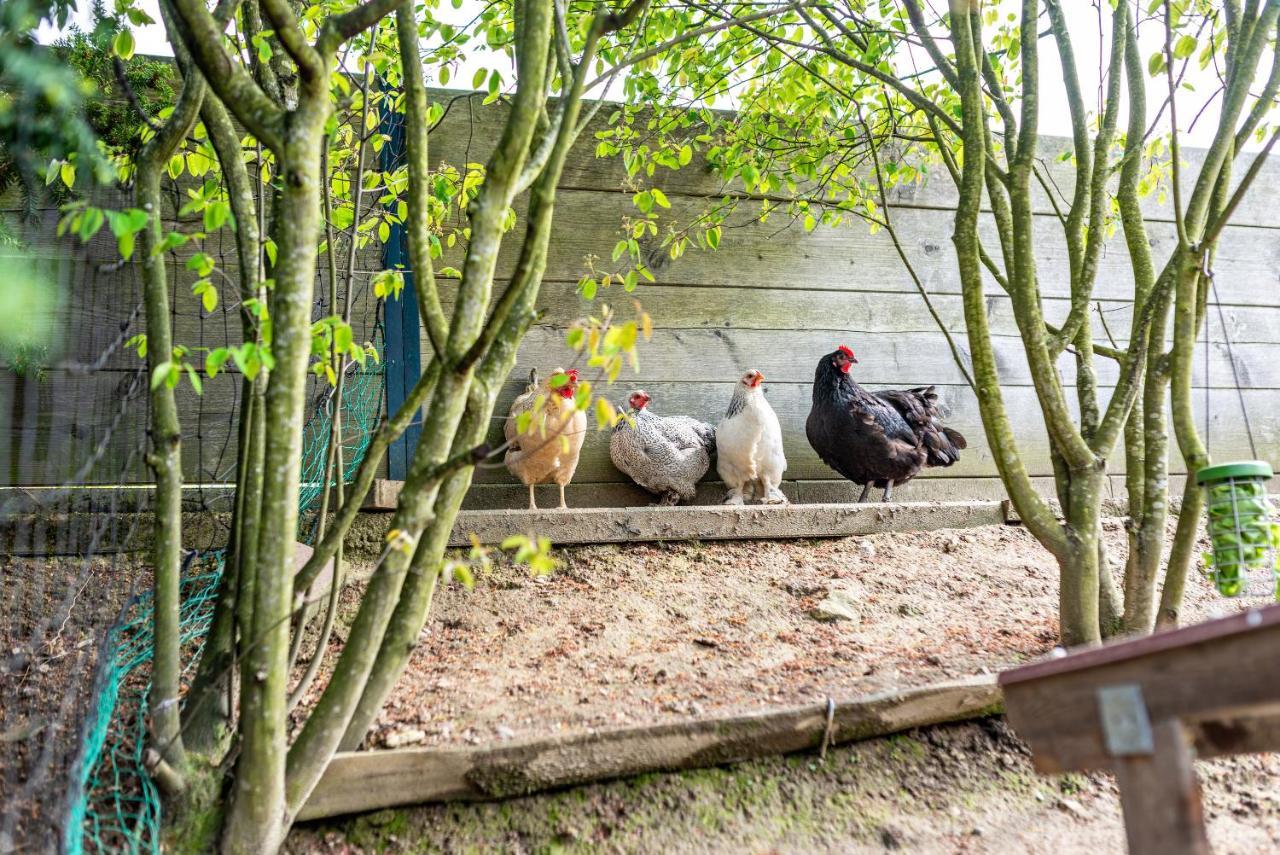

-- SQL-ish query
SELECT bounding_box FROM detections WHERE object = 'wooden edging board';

[298,675,1002,821]
[422,496,1011,547]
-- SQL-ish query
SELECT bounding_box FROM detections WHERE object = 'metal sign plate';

[1097,683,1155,756]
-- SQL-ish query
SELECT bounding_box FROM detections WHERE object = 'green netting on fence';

[67,358,384,855]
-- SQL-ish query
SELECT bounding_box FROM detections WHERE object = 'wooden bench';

[999,604,1280,854]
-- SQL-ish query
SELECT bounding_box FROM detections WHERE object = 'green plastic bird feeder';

[1196,460,1279,599]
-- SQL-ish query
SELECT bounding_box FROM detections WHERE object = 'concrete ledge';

[0,501,1012,556]
[444,500,1010,547]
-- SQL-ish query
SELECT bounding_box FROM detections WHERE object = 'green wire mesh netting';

[66,355,384,855]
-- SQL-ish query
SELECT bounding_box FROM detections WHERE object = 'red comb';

[566,369,579,381]
[837,344,855,359]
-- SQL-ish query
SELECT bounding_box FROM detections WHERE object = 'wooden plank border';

[298,675,1002,821]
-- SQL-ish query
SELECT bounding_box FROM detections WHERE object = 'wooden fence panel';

[7,86,1279,511]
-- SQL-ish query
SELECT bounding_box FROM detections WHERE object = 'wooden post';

[1112,718,1210,855]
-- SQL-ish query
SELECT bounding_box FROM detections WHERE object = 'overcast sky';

[38,0,1249,149]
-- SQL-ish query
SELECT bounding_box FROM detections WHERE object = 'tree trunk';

[136,59,207,777]
[221,96,330,853]
[185,92,264,757]
[1059,467,1105,647]
[1158,259,1211,630]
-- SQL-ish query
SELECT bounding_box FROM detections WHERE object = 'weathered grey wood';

[297,675,1002,821]
[490,326,1280,391]
[12,88,1280,499]
[8,369,1269,486]
[999,604,1280,773]
[429,189,1280,307]
[466,381,1270,484]
[415,91,1280,230]
[10,83,1280,231]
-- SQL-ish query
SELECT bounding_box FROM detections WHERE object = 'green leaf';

[113,29,136,61]
[206,347,230,378]
[77,207,104,242]
[117,231,135,260]
[650,188,670,209]
[185,364,203,395]
[1173,34,1196,60]
[594,397,615,429]
[678,145,692,166]
[60,161,76,189]
[151,361,173,391]
[334,323,353,353]
[203,201,229,232]
[1148,51,1166,76]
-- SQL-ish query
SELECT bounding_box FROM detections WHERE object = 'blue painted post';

[379,83,421,480]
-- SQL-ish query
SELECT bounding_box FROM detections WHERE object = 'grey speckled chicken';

[610,390,716,505]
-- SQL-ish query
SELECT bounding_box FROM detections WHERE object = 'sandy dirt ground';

[294,518,1262,751]
[288,717,1280,854]
[284,517,1279,853]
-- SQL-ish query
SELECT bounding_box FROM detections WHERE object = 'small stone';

[1056,797,1089,820]
[495,725,515,740]
[878,824,907,850]
[811,589,862,623]
[941,536,960,553]
[857,540,876,558]
[383,728,427,748]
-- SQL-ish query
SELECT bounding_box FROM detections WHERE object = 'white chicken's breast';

[716,372,787,505]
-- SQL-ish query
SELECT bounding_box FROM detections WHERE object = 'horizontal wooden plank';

[468,378,1273,484]
[1000,605,1280,773]
[486,324,1280,391]
[10,84,1280,233]
[5,366,1270,487]
[427,189,1280,307]
[298,675,1002,821]
[421,90,1280,231]
[483,283,1280,343]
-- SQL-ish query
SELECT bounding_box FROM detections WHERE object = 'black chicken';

[806,345,967,502]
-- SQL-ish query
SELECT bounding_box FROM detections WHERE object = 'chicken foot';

[882,481,894,502]
[558,483,568,510]
[528,484,537,511]
[857,483,872,503]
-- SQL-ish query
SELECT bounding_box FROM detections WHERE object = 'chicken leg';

[558,483,568,510]
[882,481,894,502]
[857,483,872,503]
[528,484,537,510]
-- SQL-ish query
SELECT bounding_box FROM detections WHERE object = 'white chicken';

[716,369,788,505]
[503,368,587,510]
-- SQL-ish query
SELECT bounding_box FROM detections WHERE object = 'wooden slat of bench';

[998,604,1280,687]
